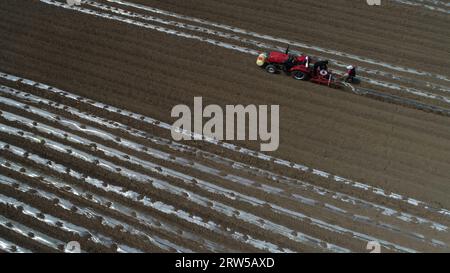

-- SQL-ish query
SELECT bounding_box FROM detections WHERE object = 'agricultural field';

[0,0,449,253]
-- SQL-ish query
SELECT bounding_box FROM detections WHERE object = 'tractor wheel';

[265,64,277,74]
[292,71,307,80]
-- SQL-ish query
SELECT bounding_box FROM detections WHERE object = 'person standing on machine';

[313,60,329,76]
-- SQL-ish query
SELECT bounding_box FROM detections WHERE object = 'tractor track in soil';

[31,0,450,110]
[0,0,449,252]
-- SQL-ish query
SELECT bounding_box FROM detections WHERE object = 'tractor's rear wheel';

[292,71,307,80]
[265,64,277,74]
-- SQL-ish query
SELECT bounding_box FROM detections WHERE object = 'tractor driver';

[313,60,329,76]
[284,54,311,71]
[283,54,296,71]
[296,55,311,68]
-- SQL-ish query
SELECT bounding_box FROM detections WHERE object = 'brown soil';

[0,0,449,252]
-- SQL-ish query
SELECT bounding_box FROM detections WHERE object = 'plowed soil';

[0,0,449,253]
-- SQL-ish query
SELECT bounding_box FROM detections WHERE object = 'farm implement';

[256,47,356,89]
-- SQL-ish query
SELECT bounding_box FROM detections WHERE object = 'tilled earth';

[0,0,449,253]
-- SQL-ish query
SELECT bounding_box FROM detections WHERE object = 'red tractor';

[256,47,343,88]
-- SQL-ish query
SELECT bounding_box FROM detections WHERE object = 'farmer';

[345,65,357,83]
[283,54,296,71]
[313,60,329,76]
[284,54,311,72]
[296,55,311,67]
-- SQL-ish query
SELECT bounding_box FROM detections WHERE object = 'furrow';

[0,142,293,253]
[0,111,351,252]
[104,0,450,83]
[89,0,450,100]
[2,71,447,219]
[0,192,131,252]
[1,88,447,249]
[1,84,447,238]
[0,236,32,253]
[0,212,63,252]
[0,142,267,253]
[0,172,148,253]
[0,157,198,253]
[392,0,450,14]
